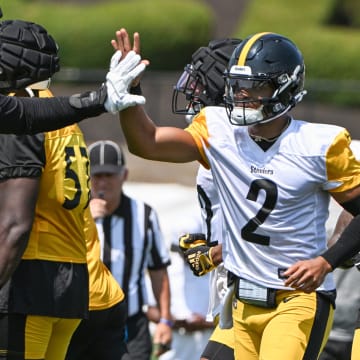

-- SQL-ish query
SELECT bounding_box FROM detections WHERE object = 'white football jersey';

[187,107,360,291]
[196,166,227,320]
[196,166,222,247]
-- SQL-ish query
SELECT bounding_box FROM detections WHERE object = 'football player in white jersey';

[173,38,241,360]
[115,29,360,360]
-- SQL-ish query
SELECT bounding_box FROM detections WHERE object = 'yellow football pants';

[232,290,334,360]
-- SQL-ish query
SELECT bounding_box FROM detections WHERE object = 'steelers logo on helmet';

[172,38,242,116]
[224,32,307,126]
[0,20,60,93]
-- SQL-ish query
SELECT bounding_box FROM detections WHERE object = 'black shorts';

[0,260,89,319]
[66,299,130,360]
[0,313,25,360]
[201,340,234,360]
[126,311,152,360]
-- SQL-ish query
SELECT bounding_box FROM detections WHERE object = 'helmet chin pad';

[230,106,264,126]
[228,103,291,126]
[0,19,59,92]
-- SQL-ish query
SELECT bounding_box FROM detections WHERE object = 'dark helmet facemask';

[172,64,204,115]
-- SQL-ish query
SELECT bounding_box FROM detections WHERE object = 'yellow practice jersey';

[22,89,124,311]
[22,89,88,263]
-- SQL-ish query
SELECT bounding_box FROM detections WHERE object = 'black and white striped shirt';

[95,193,171,316]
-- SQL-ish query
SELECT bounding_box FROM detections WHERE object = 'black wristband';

[69,84,106,113]
[129,83,142,95]
[321,214,360,269]
[342,195,360,217]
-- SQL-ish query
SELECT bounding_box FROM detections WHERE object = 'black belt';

[230,272,277,308]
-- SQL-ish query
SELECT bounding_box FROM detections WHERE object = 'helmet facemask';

[172,64,205,115]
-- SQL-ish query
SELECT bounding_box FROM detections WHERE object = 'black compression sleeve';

[321,214,360,269]
[342,195,360,217]
[21,96,105,134]
[0,92,105,135]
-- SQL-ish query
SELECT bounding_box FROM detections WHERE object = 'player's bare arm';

[210,244,223,266]
[121,105,200,162]
[328,209,353,248]
[0,178,39,288]
[149,268,172,356]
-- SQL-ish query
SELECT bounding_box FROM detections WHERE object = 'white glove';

[104,50,146,114]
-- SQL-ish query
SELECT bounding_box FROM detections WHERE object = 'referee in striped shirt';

[88,140,172,359]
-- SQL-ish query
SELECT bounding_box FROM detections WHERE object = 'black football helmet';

[224,32,306,126]
[0,19,59,93]
[172,38,241,116]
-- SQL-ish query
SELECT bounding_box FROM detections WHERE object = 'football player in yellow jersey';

[0,20,131,360]
[111,29,360,360]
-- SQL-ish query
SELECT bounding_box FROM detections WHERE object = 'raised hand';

[111,28,141,56]
[111,28,149,88]
[104,48,147,113]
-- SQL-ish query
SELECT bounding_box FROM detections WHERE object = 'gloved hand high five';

[104,50,146,114]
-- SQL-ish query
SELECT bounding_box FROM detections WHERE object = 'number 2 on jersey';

[241,179,278,246]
